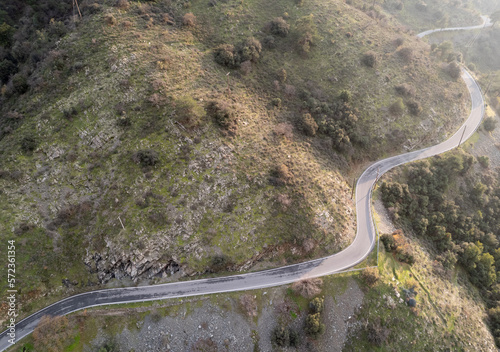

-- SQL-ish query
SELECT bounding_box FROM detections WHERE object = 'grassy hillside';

[0,0,470,321]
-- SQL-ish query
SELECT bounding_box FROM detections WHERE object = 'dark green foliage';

[478,156,489,168]
[236,37,262,63]
[214,44,237,68]
[12,73,28,94]
[436,250,457,269]
[339,89,352,103]
[0,22,14,47]
[446,62,461,80]
[63,106,78,120]
[362,51,377,68]
[133,149,159,168]
[209,255,231,272]
[262,35,276,49]
[271,325,290,347]
[381,233,396,251]
[407,100,422,116]
[389,98,405,116]
[20,136,37,153]
[484,117,497,132]
[309,296,324,314]
[305,313,325,337]
[269,17,290,37]
[0,59,16,84]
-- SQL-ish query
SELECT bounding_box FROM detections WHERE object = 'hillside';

[0,0,470,322]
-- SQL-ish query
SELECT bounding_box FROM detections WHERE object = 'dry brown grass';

[291,278,323,298]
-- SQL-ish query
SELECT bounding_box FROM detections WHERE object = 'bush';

[309,296,324,313]
[407,100,422,116]
[361,267,380,287]
[182,13,196,27]
[381,233,396,251]
[484,116,497,132]
[133,149,159,167]
[366,319,390,346]
[175,96,205,128]
[389,98,405,116]
[0,59,16,84]
[262,35,276,49]
[21,136,37,153]
[271,325,290,347]
[104,14,117,26]
[305,313,325,337]
[269,17,290,37]
[478,155,489,168]
[115,0,130,9]
[362,51,377,68]
[339,89,352,103]
[206,100,236,129]
[446,62,461,80]
[236,37,262,63]
[271,98,282,109]
[213,44,237,68]
[296,14,319,54]
[398,47,414,63]
[12,73,29,94]
[394,83,414,97]
[301,113,318,136]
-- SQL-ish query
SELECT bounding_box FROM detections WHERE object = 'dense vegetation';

[380,148,500,345]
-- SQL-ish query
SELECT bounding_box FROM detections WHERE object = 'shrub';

[240,60,252,75]
[33,315,74,352]
[269,17,290,37]
[271,325,290,347]
[277,68,287,83]
[361,267,380,287]
[366,319,390,346]
[12,73,28,94]
[446,62,461,80]
[309,296,324,314]
[381,233,396,251]
[398,47,414,63]
[182,13,196,27]
[104,14,117,26]
[362,51,377,68]
[339,89,352,103]
[478,155,489,168]
[305,313,325,337]
[0,59,16,84]
[236,37,262,63]
[407,100,422,116]
[394,37,404,47]
[389,98,405,116]
[262,35,276,49]
[296,14,319,54]
[271,98,282,109]
[175,96,205,128]
[484,116,497,132]
[206,100,236,129]
[301,113,318,136]
[395,83,414,97]
[213,44,237,68]
[115,0,130,9]
[133,150,159,168]
[21,136,37,153]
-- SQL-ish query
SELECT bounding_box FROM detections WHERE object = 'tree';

[301,113,318,136]
[213,44,237,68]
[236,37,262,63]
[484,116,497,132]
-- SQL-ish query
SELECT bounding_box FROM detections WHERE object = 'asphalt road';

[0,24,487,351]
[417,15,492,38]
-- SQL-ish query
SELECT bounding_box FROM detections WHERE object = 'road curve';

[0,27,487,352]
[417,15,492,38]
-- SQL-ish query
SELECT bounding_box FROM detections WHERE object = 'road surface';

[417,15,492,38]
[0,22,487,352]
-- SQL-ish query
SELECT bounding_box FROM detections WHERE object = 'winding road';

[0,18,490,351]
